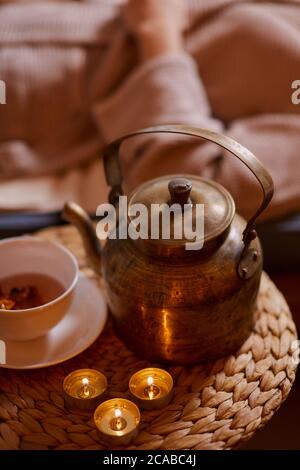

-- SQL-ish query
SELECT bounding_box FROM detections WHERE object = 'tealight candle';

[94,398,140,446]
[129,367,173,410]
[63,369,107,411]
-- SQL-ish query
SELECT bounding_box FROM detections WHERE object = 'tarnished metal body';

[102,215,262,364]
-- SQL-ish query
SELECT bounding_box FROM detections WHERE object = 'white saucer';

[0,275,107,369]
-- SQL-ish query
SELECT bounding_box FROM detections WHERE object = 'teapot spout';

[63,202,102,277]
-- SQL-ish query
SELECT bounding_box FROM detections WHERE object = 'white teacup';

[0,236,78,341]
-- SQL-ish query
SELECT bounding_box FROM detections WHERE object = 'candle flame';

[82,377,89,386]
[110,407,126,431]
[147,376,154,387]
[144,375,160,400]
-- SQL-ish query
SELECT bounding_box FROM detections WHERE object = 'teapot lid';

[127,174,235,257]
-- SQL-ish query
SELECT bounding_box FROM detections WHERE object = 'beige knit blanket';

[0,0,299,219]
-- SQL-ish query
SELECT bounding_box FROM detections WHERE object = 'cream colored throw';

[0,0,299,220]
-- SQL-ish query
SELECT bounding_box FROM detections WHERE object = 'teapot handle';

[103,124,274,279]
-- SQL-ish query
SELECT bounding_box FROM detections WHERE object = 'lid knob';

[168,178,192,206]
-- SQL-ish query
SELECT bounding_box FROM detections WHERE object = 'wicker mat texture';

[0,225,298,450]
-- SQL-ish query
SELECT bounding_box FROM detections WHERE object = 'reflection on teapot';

[64,125,274,364]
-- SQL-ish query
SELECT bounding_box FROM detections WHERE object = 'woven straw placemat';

[0,225,298,450]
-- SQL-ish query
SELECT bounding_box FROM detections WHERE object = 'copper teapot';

[64,125,274,364]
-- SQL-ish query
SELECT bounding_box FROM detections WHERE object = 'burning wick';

[110,408,127,431]
[77,377,91,398]
[144,376,160,400]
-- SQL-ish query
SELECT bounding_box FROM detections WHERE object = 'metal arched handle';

[103,124,274,279]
